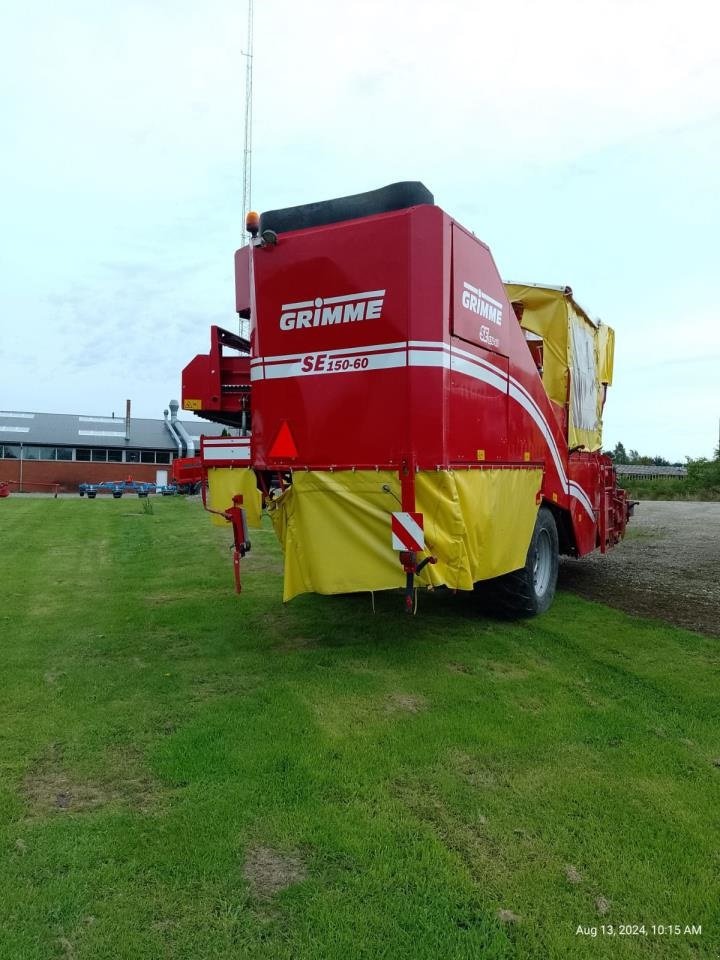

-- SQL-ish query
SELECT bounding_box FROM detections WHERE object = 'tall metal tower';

[241,0,254,245]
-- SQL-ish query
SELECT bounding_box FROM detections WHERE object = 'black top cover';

[259,181,434,235]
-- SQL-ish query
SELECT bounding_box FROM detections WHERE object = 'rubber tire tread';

[485,506,559,618]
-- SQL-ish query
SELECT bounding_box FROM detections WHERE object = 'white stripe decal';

[281,299,314,310]
[452,354,508,394]
[203,446,251,462]
[506,381,595,520]
[461,283,502,309]
[281,290,385,310]
[264,350,407,380]
[408,339,451,351]
[259,341,406,365]
[481,291,503,309]
[507,383,566,487]
[321,289,385,305]
[451,343,508,380]
[203,437,250,445]
[568,481,595,518]
[408,348,450,369]
[251,338,595,521]
[202,437,251,463]
[505,374,596,521]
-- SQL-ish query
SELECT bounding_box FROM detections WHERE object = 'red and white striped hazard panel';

[391,512,425,552]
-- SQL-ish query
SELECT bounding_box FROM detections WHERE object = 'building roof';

[615,464,687,477]
[0,409,230,450]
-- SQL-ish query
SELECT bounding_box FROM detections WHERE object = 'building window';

[23,446,59,460]
[30,446,58,460]
[0,444,177,464]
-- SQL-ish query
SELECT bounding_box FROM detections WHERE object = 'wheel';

[112,492,122,499]
[483,506,559,617]
[88,492,97,499]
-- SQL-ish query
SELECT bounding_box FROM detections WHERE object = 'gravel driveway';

[559,501,720,637]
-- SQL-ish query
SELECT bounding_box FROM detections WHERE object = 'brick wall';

[0,460,164,493]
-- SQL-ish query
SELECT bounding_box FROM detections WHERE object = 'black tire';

[88,492,96,499]
[483,506,559,617]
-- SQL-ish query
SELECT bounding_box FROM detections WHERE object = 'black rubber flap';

[260,181,434,234]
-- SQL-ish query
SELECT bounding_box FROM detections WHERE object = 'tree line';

[606,443,677,466]
[607,442,720,494]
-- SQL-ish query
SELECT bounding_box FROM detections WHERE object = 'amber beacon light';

[245,211,260,237]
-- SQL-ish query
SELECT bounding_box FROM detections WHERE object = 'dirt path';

[559,501,720,637]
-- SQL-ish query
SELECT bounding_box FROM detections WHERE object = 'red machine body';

[182,325,251,429]
[171,456,203,489]
[247,203,623,556]
[182,183,630,604]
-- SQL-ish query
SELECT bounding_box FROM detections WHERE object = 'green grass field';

[1,497,718,959]
[623,478,720,501]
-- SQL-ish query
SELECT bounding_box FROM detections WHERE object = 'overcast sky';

[2,0,718,460]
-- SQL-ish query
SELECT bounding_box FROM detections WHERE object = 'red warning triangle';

[268,420,298,459]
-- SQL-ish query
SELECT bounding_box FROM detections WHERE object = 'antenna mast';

[241,0,254,245]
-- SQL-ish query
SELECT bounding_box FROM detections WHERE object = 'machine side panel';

[451,226,510,359]
[250,209,417,468]
[234,245,251,315]
[447,223,599,544]
[405,206,451,467]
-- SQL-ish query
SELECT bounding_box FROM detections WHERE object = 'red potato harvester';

[181,182,631,614]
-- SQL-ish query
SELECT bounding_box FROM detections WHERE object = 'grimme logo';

[461,282,503,326]
[279,290,385,331]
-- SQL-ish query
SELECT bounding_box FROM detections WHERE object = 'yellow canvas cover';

[504,284,570,408]
[504,284,614,452]
[597,324,615,386]
[267,468,542,601]
[207,467,263,528]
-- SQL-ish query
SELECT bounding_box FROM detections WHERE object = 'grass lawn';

[1,497,718,959]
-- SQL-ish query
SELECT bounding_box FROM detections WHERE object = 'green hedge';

[621,477,720,501]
